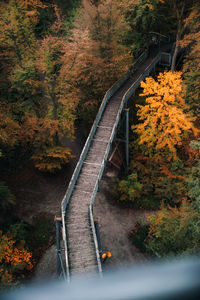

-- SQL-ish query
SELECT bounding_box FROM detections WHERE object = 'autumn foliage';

[0,231,33,288]
[145,199,199,256]
[133,71,197,161]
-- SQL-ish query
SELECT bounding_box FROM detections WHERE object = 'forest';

[0,0,199,289]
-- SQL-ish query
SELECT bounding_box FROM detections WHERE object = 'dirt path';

[94,168,148,271]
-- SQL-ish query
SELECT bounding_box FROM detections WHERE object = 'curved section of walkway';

[61,46,172,279]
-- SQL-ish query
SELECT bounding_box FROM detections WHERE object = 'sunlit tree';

[133,71,197,161]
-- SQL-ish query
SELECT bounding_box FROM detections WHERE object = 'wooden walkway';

[61,47,171,279]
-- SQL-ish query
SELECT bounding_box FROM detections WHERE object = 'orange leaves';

[0,231,33,287]
[160,163,184,180]
[0,112,20,147]
[140,71,183,103]
[31,146,75,172]
[19,116,58,147]
[19,0,45,9]
[133,71,198,161]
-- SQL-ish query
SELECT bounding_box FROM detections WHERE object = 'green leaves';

[118,173,143,202]
[188,139,200,203]
[146,199,200,256]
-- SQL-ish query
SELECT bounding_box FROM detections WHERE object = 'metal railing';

[60,50,171,281]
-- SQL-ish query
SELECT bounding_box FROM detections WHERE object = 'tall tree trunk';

[171,1,186,72]
[171,32,180,72]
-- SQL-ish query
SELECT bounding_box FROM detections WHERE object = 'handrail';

[89,51,171,278]
[58,252,67,280]
[61,48,149,212]
[61,50,171,280]
[60,50,149,280]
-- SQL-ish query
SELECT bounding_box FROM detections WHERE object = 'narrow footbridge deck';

[61,47,171,280]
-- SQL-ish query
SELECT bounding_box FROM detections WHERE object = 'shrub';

[129,218,150,253]
[0,231,33,289]
[118,173,143,202]
[145,199,200,257]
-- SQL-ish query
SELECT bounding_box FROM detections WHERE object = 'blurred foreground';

[1,256,200,300]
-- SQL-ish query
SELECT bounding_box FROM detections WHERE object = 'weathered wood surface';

[65,51,163,276]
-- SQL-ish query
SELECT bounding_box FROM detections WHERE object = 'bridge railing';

[113,52,170,134]
[130,50,148,73]
[88,51,171,277]
[61,49,149,212]
[61,50,171,280]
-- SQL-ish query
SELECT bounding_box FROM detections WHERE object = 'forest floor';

[6,128,87,225]
[94,169,149,271]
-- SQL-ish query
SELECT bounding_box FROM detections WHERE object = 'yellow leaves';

[134,71,198,161]
[140,72,183,102]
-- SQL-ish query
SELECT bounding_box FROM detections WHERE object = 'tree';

[181,5,200,114]
[133,71,197,161]
[122,0,170,56]
[0,2,79,172]
[35,35,77,141]
[124,0,198,70]
[0,0,45,124]
[0,231,33,288]
[0,0,38,68]
[75,0,131,124]
[188,139,200,204]
[130,154,188,207]
[146,199,200,256]
[0,0,46,167]
[152,0,200,71]
[157,0,191,71]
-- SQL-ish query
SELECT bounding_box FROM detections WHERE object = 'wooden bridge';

[58,46,172,280]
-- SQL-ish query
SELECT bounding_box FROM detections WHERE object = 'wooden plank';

[85,152,105,164]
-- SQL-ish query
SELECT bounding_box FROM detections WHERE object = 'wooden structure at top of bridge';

[60,47,172,280]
